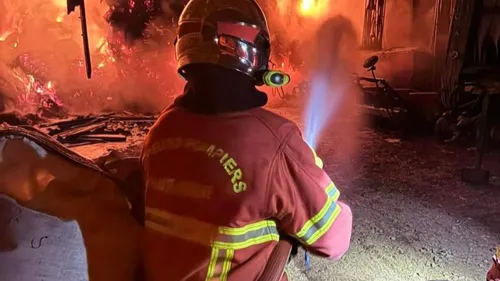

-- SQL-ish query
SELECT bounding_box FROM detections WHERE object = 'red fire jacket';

[141,106,353,281]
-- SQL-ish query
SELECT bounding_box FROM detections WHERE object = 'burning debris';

[0,0,347,155]
[0,0,182,115]
[0,0,347,117]
[0,109,154,147]
[0,0,366,125]
[36,112,156,146]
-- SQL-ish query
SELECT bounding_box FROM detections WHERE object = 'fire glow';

[0,0,333,115]
[276,0,330,20]
[298,0,329,18]
[0,0,182,114]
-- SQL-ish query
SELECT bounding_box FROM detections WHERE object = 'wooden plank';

[432,0,454,89]
[39,113,114,128]
[56,121,108,139]
[440,0,476,109]
[77,134,127,142]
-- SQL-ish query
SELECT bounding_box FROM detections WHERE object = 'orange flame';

[0,31,13,41]
[298,0,329,18]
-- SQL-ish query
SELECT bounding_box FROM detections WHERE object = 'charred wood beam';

[361,0,386,50]
[440,0,476,109]
[432,0,454,89]
[67,0,92,78]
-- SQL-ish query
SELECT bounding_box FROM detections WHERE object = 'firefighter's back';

[141,106,294,281]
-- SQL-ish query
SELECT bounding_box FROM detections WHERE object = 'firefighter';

[488,265,500,281]
[488,247,500,281]
[140,0,353,280]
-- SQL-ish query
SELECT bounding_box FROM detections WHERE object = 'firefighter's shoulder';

[247,107,300,141]
[156,104,177,122]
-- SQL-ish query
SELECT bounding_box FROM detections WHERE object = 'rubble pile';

[0,111,155,147]
[36,112,156,147]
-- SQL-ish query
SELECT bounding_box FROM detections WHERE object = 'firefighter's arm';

[268,127,353,260]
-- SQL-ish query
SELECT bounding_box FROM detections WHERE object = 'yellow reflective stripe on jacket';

[144,207,279,281]
[145,207,218,246]
[207,221,278,280]
[205,247,234,281]
[326,182,340,201]
[310,147,324,168]
[215,220,280,249]
[295,182,341,245]
[144,207,279,247]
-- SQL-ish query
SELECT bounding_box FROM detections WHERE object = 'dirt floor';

[275,104,500,281]
[68,103,500,281]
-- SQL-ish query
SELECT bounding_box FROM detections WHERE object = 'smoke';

[302,14,363,171]
[257,0,367,105]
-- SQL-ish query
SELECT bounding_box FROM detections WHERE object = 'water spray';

[301,71,346,271]
[302,14,356,150]
[290,14,358,272]
[303,73,345,150]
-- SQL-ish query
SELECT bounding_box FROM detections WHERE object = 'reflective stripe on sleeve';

[215,220,279,249]
[145,207,218,246]
[310,147,324,169]
[144,207,279,281]
[145,207,279,248]
[205,247,234,281]
[325,182,340,201]
[295,182,341,245]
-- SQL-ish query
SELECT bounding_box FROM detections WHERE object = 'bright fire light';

[300,0,315,14]
[0,0,304,113]
[298,0,329,18]
[0,31,13,41]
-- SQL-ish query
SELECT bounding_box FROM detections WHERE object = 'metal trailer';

[358,0,500,183]
[439,0,500,184]
[356,0,452,126]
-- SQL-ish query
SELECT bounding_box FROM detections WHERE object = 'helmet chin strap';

[255,70,291,87]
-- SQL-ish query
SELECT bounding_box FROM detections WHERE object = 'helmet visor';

[216,21,270,72]
[217,22,262,43]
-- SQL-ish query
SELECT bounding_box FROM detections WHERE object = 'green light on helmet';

[263,70,291,87]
